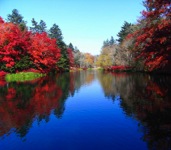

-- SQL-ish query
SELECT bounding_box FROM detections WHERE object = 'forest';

[96,0,170,73]
[0,0,171,76]
[0,9,95,76]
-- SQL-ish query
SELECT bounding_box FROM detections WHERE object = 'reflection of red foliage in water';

[31,79,62,115]
[106,66,132,72]
[0,80,6,87]
[6,88,16,100]
[146,81,166,97]
[0,78,62,137]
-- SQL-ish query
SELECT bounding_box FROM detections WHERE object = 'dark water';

[0,71,171,150]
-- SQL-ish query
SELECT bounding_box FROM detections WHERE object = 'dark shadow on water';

[97,71,171,150]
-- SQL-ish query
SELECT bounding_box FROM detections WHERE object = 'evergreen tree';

[49,23,69,71]
[69,43,74,51]
[7,9,25,24]
[109,36,115,45]
[7,9,27,30]
[117,21,132,43]
[30,18,47,33]
[39,20,47,33]
[49,24,63,41]
[57,41,70,72]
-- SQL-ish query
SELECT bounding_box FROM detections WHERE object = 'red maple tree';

[28,32,61,73]
[129,0,171,72]
[0,19,31,71]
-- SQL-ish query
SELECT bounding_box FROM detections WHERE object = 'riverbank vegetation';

[96,0,171,74]
[0,0,171,80]
[0,9,95,80]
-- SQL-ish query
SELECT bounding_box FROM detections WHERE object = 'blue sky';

[0,0,144,55]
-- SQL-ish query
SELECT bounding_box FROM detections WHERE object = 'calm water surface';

[0,71,171,150]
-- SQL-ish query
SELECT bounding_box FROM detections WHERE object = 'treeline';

[96,0,171,73]
[0,9,95,74]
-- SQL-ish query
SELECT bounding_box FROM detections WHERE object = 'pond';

[0,71,171,150]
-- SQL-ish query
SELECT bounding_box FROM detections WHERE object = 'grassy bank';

[5,72,45,82]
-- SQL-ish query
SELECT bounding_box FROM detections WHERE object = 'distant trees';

[103,36,116,48]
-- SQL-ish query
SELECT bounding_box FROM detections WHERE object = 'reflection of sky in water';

[0,71,171,150]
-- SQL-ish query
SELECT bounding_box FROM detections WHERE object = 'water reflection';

[0,71,171,150]
[97,71,171,150]
[0,71,95,139]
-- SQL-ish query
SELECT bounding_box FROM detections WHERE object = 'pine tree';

[7,9,27,31]
[109,36,115,45]
[30,18,47,33]
[117,21,132,43]
[49,24,63,41]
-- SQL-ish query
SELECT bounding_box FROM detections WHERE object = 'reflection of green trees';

[97,71,171,150]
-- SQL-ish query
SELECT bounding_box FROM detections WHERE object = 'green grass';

[5,72,45,82]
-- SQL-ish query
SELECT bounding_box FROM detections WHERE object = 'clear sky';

[0,0,144,55]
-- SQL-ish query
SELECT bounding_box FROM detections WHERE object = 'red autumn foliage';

[28,32,61,72]
[0,77,62,137]
[129,0,171,72]
[0,17,4,23]
[0,20,31,69]
[0,80,6,87]
[67,48,74,67]
[106,66,132,72]
[0,17,61,73]
[0,71,7,77]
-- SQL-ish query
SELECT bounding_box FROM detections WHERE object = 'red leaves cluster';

[107,66,132,72]
[128,0,171,72]
[0,77,62,137]
[0,19,30,69]
[0,17,61,73]
[67,48,74,67]
[28,33,60,72]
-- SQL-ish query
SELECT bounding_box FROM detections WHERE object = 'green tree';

[49,24,63,41]
[109,36,115,45]
[30,18,47,33]
[57,41,70,72]
[69,43,74,51]
[117,21,132,43]
[7,9,27,30]
[48,23,70,71]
